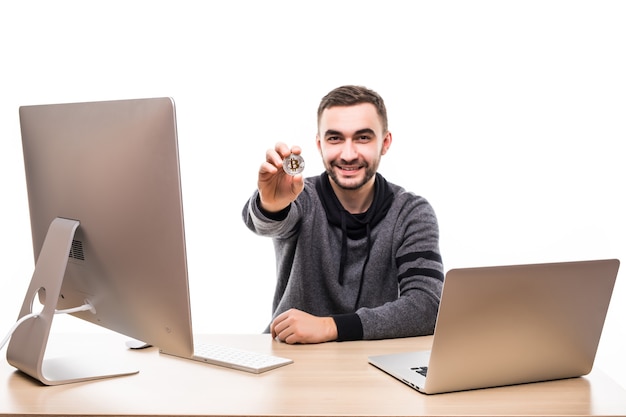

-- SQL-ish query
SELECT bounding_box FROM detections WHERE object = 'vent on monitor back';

[69,239,85,261]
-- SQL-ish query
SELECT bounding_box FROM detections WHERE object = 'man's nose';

[340,139,358,161]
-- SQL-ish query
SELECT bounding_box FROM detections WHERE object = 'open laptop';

[368,259,620,394]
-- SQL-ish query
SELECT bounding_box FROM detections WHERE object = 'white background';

[1,1,624,389]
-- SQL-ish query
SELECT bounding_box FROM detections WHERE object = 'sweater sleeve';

[242,190,300,238]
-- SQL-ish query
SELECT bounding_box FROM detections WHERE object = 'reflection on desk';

[2,332,626,417]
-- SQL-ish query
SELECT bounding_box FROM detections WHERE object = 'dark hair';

[317,85,388,133]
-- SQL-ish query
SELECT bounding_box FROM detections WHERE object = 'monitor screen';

[8,97,195,384]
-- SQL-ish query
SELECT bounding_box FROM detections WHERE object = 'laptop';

[368,259,620,394]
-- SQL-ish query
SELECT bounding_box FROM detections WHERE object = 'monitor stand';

[6,217,139,385]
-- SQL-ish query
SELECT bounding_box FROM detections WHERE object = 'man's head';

[317,85,389,134]
[316,86,392,193]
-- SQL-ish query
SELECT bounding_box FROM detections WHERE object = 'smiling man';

[242,85,444,344]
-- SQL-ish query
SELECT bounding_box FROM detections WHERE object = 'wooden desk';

[2,332,626,416]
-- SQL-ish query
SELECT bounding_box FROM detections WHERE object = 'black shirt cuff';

[256,194,291,221]
[332,313,364,341]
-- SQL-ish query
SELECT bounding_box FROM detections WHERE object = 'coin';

[282,154,305,176]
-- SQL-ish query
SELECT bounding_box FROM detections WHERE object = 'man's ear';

[381,131,392,155]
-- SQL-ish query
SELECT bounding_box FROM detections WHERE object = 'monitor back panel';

[19,98,194,357]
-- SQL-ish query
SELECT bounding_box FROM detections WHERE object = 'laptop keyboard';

[411,366,428,377]
[193,342,293,374]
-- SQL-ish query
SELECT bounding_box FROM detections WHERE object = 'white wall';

[1,0,624,389]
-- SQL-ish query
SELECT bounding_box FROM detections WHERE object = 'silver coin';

[282,154,305,176]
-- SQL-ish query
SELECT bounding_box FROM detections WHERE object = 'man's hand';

[258,142,305,213]
[270,309,338,344]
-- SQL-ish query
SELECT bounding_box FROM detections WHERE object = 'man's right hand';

[257,142,305,213]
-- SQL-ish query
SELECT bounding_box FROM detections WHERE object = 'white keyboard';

[192,342,293,374]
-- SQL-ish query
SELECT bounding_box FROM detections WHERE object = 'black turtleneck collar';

[316,172,394,239]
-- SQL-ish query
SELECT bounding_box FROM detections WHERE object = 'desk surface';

[2,332,626,417]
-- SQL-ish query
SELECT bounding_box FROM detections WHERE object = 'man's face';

[316,103,391,191]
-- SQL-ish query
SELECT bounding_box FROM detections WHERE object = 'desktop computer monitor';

[7,97,195,385]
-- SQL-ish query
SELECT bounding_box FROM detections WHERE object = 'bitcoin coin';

[282,154,305,176]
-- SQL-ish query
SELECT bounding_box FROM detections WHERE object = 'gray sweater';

[242,173,444,341]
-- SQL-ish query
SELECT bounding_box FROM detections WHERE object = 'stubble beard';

[326,160,377,191]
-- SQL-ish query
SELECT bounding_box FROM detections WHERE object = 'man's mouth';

[336,165,362,176]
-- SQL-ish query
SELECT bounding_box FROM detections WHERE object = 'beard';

[326,159,378,191]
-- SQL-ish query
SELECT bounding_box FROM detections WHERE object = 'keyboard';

[192,342,293,374]
[411,366,428,377]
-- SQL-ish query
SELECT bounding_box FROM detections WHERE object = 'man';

[242,85,443,344]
